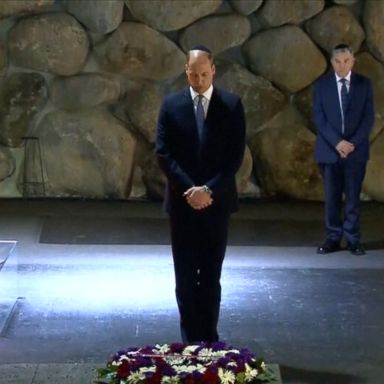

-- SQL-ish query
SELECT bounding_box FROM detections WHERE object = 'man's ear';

[185,64,189,73]
[212,64,216,76]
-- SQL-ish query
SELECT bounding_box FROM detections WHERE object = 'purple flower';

[211,342,227,351]
[170,343,184,353]
[162,364,177,376]
[216,357,231,368]
[141,346,154,355]
[192,371,204,382]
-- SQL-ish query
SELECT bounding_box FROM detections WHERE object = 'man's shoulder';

[164,88,188,101]
[213,87,241,104]
[315,71,334,85]
[162,88,190,109]
[352,71,372,85]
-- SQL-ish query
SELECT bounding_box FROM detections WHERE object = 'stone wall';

[0,0,383,201]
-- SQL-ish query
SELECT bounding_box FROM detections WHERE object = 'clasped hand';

[336,140,355,158]
[183,186,213,210]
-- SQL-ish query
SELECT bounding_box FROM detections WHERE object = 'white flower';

[174,364,198,374]
[244,363,258,382]
[211,351,227,360]
[197,364,206,373]
[161,376,180,384]
[218,368,236,384]
[182,345,199,355]
[140,367,156,374]
[155,344,170,354]
[197,349,227,363]
[198,348,213,361]
[165,356,185,366]
[126,371,145,383]
[175,363,206,374]
[173,365,188,374]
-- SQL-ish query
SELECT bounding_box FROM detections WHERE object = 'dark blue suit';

[156,86,245,342]
[313,71,374,244]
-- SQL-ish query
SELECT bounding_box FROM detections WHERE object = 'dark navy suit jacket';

[155,86,246,214]
[313,71,374,164]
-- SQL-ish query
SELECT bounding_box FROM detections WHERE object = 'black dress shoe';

[317,240,340,254]
[348,242,365,256]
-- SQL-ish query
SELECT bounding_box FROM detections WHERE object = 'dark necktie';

[340,78,348,117]
[195,95,205,143]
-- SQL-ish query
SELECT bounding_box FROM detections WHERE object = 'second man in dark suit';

[155,46,246,343]
[313,44,374,256]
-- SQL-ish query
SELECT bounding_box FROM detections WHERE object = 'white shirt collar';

[189,84,213,101]
[335,71,351,83]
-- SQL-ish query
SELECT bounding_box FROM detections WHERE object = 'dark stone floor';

[0,199,384,383]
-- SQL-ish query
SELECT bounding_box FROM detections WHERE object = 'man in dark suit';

[313,44,374,256]
[155,46,246,343]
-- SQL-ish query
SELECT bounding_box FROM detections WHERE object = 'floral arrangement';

[96,342,275,384]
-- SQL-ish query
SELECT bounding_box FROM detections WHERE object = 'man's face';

[185,53,215,94]
[331,50,355,78]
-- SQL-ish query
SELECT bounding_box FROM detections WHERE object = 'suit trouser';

[169,205,230,343]
[319,159,367,244]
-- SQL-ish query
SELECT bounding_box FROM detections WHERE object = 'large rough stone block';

[243,25,327,93]
[8,13,89,76]
[34,109,136,199]
[95,22,185,80]
[229,0,263,15]
[124,0,221,31]
[179,14,251,55]
[214,61,287,138]
[236,145,254,196]
[249,107,323,200]
[333,0,359,3]
[354,52,384,142]
[0,0,53,19]
[257,0,324,27]
[305,5,365,54]
[142,152,167,201]
[115,82,162,144]
[0,73,48,147]
[364,131,384,202]
[50,73,121,111]
[293,85,315,132]
[0,146,15,181]
[0,42,6,73]
[64,0,124,34]
[364,0,384,63]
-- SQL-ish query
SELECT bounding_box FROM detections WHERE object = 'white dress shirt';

[190,85,213,118]
[335,71,351,133]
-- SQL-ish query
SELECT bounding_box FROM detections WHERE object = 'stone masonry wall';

[0,0,383,202]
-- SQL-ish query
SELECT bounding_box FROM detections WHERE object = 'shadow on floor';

[280,365,364,384]
[38,216,384,248]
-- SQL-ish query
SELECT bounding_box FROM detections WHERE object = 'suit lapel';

[330,73,341,106]
[201,87,219,149]
[327,73,343,121]
[206,87,219,124]
[181,87,195,119]
[181,87,201,149]
[346,72,356,112]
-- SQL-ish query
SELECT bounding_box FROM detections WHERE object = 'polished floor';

[0,199,383,384]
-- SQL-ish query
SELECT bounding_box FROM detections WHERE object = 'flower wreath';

[96,342,275,384]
